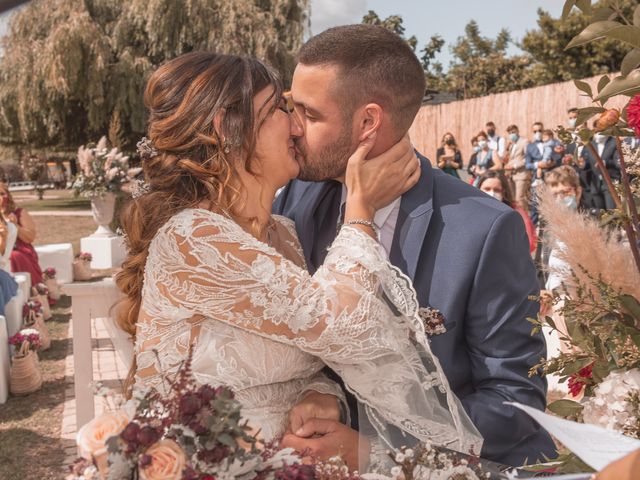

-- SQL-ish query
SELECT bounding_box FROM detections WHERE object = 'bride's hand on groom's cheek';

[288,392,341,434]
[280,419,370,472]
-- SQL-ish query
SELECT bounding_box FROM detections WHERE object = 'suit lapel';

[390,155,434,280]
[296,180,342,272]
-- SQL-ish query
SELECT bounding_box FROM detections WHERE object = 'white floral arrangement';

[73,136,137,198]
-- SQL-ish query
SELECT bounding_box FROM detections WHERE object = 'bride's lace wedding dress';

[134,208,482,453]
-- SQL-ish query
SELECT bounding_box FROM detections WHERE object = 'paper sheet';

[507,401,640,471]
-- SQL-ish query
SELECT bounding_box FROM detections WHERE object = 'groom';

[273,24,556,466]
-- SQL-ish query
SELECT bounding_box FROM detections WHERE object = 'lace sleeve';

[147,209,391,358]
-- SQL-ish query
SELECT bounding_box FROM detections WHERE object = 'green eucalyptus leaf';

[575,0,592,15]
[566,21,640,50]
[545,315,557,331]
[547,399,584,417]
[578,128,595,142]
[622,49,640,76]
[591,7,615,22]
[575,106,605,127]
[574,79,593,97]
[594,70,640,101]
[597,74,610,93]
[562,0,577,20]
[620,294,640,320]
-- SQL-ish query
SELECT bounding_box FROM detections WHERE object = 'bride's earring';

[222,138,231,154]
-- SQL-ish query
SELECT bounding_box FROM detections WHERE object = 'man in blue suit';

[275,24,555,467]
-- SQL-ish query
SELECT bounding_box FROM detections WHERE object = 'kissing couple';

[115,24,556,471]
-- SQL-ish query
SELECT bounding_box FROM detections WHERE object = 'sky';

[310,0,565,68]
[0,1,565,67]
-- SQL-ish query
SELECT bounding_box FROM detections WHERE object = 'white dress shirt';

[340,185,401,256]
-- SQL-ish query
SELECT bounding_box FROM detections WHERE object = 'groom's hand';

[281,419,369,472]
[288,392,341,434]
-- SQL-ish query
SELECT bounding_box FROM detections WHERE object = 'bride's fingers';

[349,131,377,164]
[403,159,421,190]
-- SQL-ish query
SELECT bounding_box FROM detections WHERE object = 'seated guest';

[0,215,19,317]
[0,183,43,285]
[478,171,537,254]
[436,132,463,178]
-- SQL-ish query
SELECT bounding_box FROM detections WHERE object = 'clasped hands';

[281,392,369,472]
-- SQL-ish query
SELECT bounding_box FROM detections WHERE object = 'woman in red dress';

[0,183,43,285]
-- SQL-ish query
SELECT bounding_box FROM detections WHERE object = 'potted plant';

[43,267,60,301]
[22,299,50,350]
[73,252,93,281]
[32,283,52,320]
[8,328,43,395]
[73,137,136,237]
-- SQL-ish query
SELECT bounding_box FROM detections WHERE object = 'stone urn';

[90,192,116,237]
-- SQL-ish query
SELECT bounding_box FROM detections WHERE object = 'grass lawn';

[0,296,72,479]
[32,216,96,255]
[13,189,90,212]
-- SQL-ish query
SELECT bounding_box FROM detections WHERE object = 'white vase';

[90,192,116,237]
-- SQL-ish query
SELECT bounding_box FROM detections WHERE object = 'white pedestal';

[80,235,127,269]
[35,242,74,284]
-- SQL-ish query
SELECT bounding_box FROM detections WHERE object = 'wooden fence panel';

[409,74,627,166]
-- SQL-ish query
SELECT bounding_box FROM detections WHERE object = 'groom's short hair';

[297,24,426,136]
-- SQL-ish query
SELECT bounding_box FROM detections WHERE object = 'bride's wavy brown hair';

[115,52,283,395]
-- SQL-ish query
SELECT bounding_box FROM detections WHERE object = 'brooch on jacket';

[418,307,447,336]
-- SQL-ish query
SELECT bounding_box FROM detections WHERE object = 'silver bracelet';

[344,218,379,235]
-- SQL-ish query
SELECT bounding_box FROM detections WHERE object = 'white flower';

[20,328,39,336]
[390,466,403,479]
[582,369,640,433]
[395,453,406,463]
[403,448,414,459]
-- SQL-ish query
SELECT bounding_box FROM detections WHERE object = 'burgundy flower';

[275,463,316,480]
[121,422,141,443]
[628,95,640,137]
[137,425,160,446]
[568,363,594,397]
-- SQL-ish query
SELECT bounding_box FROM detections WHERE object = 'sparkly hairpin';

[136,137,158,159]
[132,179,152,199]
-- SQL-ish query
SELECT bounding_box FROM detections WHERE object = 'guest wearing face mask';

[485,121,506,160]
[579,124,620,210]
[504,124,531,213]
[525,121,546,225]
[469,131,501,186]
[436,132,463,178]
[466,136,480,183]
[478,170,536,254]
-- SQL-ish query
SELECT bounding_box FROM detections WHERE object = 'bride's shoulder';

[157,208,242,240]
[271,214,297,235]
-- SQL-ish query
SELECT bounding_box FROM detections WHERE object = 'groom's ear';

[357,103,383,142]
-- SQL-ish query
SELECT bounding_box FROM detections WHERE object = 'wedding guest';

[477,171,536,253]
[466,136,480,182]
[525,121,546,225]
[0,183,43,284]
[485,121,506,159]
[436,132,462,178]
[567,107,578,129]
[0,215,18,317]
[469,131,500,186]
[579,129,620,210]
[503,124,531,213]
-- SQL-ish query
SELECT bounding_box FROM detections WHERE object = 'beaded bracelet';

[344,218,379,236]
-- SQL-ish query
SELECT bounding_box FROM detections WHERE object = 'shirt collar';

[340,185,401,229]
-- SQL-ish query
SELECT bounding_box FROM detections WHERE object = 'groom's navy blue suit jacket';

[273,154,556,466]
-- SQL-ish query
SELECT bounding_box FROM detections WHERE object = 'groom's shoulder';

[418,154,512,223]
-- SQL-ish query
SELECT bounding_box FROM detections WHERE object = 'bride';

[115,52,481,469]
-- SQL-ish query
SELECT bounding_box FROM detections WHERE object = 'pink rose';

[76,410,131,459]
[139,439,187,480]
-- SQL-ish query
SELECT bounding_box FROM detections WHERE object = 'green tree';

[520,1,633,85]
[440,21,534,99]
[361,10,418,50]
[0,0,309,151]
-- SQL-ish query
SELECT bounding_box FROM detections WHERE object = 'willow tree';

[0,0,309,150]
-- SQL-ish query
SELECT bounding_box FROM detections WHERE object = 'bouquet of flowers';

[32,283,52,319]
[68,352,494,480]
[43,267,57,280]
[9,328,42,353]
[8,328,43,395]
[73,137,134,198]
[43,267,61,301]
[74,252,93,281]
[22,298,50,350]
